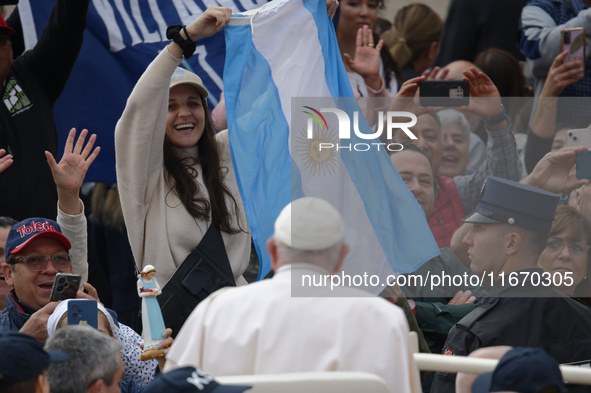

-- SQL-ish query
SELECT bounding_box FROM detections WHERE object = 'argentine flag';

[223,0,439,291]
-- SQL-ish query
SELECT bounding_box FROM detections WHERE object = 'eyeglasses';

[12,253,72,272]
[545,238,590,256]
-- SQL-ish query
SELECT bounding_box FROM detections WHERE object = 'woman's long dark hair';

[163,94,242,234]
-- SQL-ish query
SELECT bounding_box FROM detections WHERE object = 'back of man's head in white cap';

[274,197,345,250]
[270,197,347,272]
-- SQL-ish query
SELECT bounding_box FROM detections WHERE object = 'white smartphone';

[566,128,591,148]
[566,128,591,179]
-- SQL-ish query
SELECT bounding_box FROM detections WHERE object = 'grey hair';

[45,325,123,393]
[437,109,471,142]
[275,240,343,273]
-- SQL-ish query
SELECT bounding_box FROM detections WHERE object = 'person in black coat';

[0,0,90,220]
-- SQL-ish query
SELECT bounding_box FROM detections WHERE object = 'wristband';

[484,104,508,127]
[166,25,196,59]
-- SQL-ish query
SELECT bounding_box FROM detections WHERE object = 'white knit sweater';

[115,49,251,286]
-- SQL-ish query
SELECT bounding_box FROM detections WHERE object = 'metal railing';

[409,332,591,386]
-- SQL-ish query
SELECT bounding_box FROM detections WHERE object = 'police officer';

[430,176,591,393]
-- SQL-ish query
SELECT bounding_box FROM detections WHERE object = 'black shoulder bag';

[157,224,235,337]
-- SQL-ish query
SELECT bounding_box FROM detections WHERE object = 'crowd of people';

[1,0,591,393]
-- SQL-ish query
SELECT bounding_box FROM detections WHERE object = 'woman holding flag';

[115,7,251,298]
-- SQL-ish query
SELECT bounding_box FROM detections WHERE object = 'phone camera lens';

[574,136,578,141]
[57,285,64,292]
[72,312,78,317]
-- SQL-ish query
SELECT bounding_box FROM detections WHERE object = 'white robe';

[165,263,421,393]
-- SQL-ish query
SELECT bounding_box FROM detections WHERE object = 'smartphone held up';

[419,80,470,107]
[67,299,99,329]
[49,273,81,302]
[561,28,586,78]
[566,128,591,179]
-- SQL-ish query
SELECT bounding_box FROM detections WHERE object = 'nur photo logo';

[302,106,418,152]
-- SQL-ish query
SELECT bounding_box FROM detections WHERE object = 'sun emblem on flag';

[294,123,340,176]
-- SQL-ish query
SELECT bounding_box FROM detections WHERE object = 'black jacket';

[0,0,89,220]
[435,0,528,65]
[430,268,591,393]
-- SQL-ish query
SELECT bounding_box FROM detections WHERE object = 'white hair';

[437,108,471,142]
[275,239,343,273]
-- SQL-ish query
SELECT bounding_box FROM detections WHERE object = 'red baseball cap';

[0,11,16,36]
[6,218,71,259]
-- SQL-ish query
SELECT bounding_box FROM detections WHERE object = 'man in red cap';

[0,217,78,343]
[0,128,100,344]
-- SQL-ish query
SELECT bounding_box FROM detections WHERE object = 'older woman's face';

[538,228,589,296]
[439,122,469,178]
[337,0,379,39]
[166,84,205,148]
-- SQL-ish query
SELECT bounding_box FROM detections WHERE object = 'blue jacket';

[0,290,32,332]
[120,376,147,393]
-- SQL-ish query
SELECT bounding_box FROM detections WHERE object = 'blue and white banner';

[224,0,439,288]
[19,0,269,182]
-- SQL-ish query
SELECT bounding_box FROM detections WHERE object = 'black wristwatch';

[484,104,508,127]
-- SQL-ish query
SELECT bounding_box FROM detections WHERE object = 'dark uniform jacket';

[403,247,487,355]
[430,268,591,393]
[0,0,89,220]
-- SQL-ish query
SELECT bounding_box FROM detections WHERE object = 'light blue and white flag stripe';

[224,0,439,287]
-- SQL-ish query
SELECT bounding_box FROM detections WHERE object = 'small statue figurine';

[138,265,167,360]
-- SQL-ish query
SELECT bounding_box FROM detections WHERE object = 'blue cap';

[0,332,68,388]
[472,347,564,393]
[463,176,560,233]
[144,367,250,393]
[5,218,71,260]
